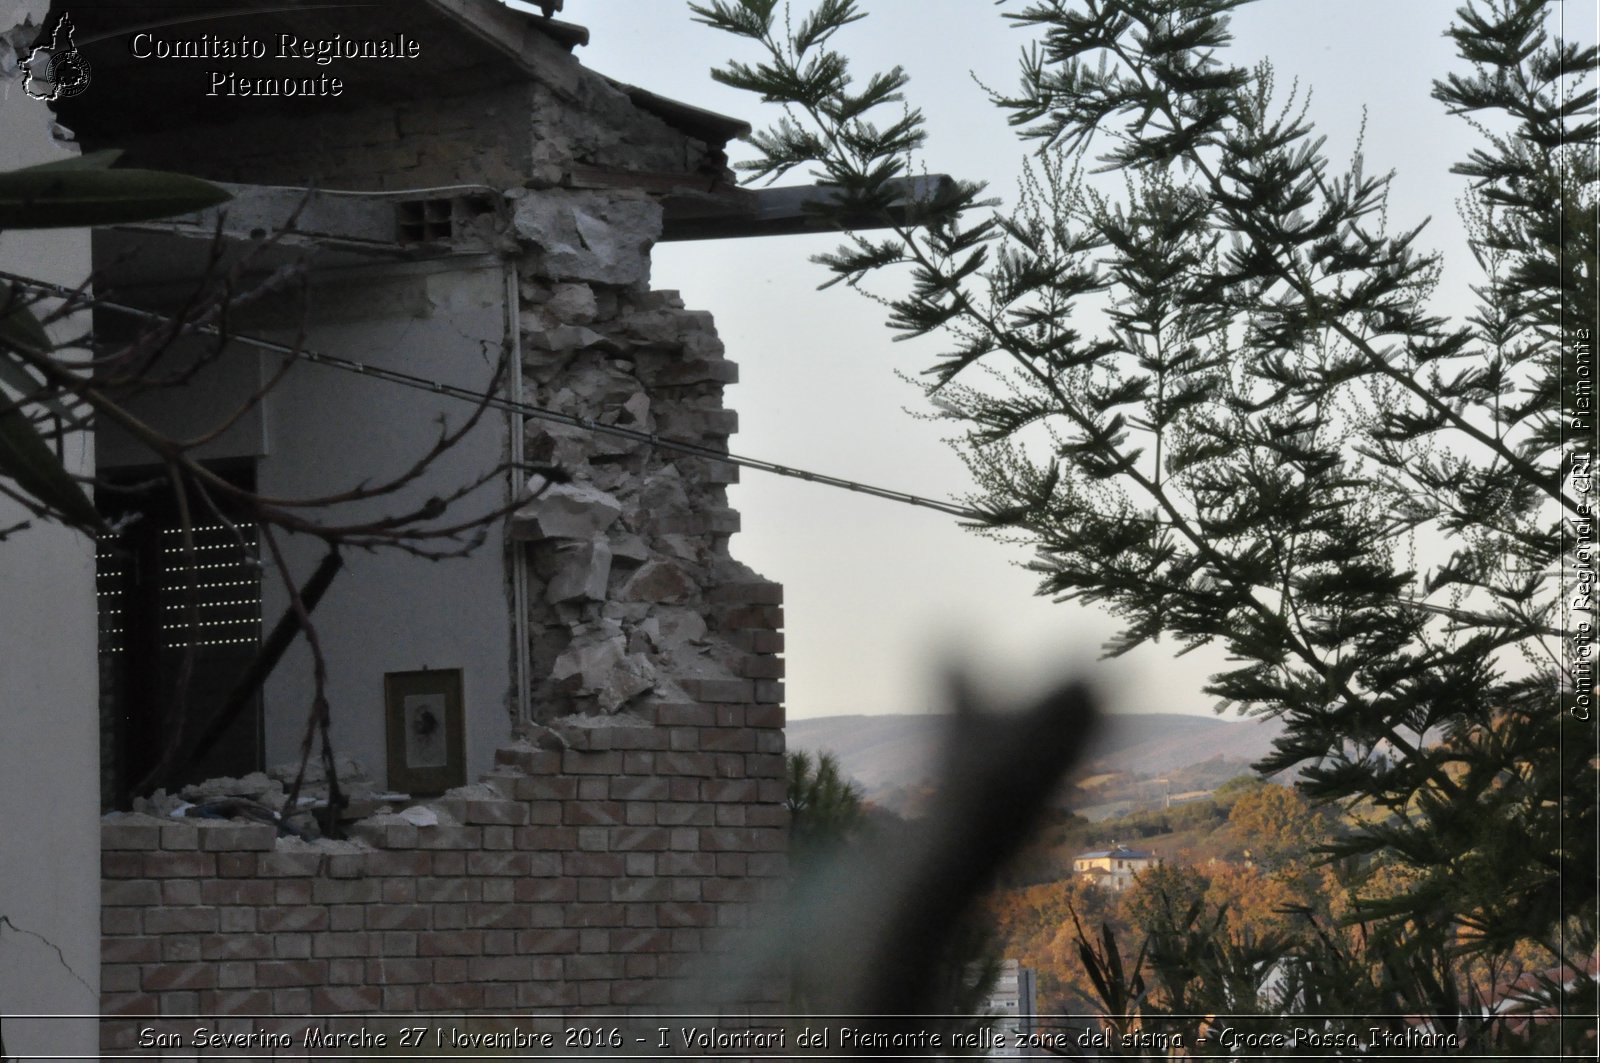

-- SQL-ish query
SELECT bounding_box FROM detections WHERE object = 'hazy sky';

[539,1,1595,721]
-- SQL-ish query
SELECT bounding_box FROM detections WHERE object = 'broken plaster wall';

[97,184,792,1038]
[84,7,794,1029]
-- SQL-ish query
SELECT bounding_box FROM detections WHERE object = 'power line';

[297,339,985,519]
[4,274,986,521]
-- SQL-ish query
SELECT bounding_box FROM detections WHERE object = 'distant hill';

[786,711,1285,816]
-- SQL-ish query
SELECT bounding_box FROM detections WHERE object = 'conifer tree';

[695,0,1597,1038]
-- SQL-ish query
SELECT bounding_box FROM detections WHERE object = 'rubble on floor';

[114,756,493,845]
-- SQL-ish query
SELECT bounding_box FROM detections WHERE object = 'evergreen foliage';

[784,748,866,863]
[697,0,1596,1046]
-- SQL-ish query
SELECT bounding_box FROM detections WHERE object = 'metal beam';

[661,175,958,242]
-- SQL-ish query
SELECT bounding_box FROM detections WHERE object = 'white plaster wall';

[0,5,102,1057]
[258,260,515,788]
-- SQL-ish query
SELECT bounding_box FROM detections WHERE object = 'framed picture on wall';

[384,668,465,795]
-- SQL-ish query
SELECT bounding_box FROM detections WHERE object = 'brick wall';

[105,84,539,193]
[87,13,792,1045]
[100,635,786,1053]
[84,42,720,193]
[62,4,727,195]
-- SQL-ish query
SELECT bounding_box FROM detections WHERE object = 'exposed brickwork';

[81,7,789,1050]
[107,84,538,192]
[96,205,792,1056]
[89,39,720,194]
[100,656,786,1052]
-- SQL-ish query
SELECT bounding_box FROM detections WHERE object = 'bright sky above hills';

[519,0,1596,721]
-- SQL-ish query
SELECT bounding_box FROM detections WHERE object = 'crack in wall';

[0,914,95,996]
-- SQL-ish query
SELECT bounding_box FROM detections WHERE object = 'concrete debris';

[626,467,689,531]
[545,536,612,603]
[616,391,652,430]
[511,211,778,721]
[618,559,696,604]
[352,799,458,829]
[549,623,657,712]
[443,781,507,801]
[608,531,650,565]
[512,190,662,286]
[546,282,598,324]
[396,805,438,827]
[179,771,284,806]
[524,420,592,468]
[524,323,611,352]
[124,788,323,839]
[266,754,373,792]
[551,625,627,689]
[186,797,272,824]
[601,600,651,624]
[652,607,709,647]
[657,535,702,563]
[512,479,622,541]
[521,724,570,751]
[131,789,187,818]
[586,425,643,460]
[599,652,657,712]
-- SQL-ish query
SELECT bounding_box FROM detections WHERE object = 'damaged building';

[0,0,920,1052]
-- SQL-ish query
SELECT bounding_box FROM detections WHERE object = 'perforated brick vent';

[397,198,452,242]
[396,196,495,244]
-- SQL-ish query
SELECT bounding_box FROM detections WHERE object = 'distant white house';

[1074,844,1161,892]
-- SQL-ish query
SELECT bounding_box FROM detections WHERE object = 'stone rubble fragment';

[514,278,777,721]
[618,559,696,604]
[545,282,598,324]
[178,771,284,806]
[511,479,623,540]
[511,190,662,285]
[545,536,612,603]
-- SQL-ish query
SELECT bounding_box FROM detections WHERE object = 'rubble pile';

[125,756,425,839]
[111,766,512,849]
[510,199,771,720]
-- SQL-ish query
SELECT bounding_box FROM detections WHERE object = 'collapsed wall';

[76,7,796,1039]
[98,187,792,1041]
[101,693,785,1048]
[509,188,785,724]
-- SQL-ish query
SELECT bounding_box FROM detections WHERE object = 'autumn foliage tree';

[987,873,1117,1010]
[1221,779,1326,870]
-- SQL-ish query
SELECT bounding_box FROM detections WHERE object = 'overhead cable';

[6,275,986,521]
